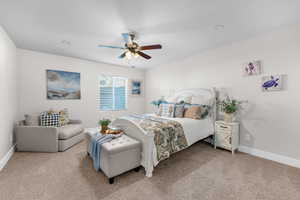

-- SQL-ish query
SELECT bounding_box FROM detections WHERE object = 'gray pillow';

[24,114,40,126]
[174,104,185,118]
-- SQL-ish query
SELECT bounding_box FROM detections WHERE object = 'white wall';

[145,24,300,161]
[0,26,18,162]
[18,49,145,127]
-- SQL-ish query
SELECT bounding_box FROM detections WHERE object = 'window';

[98,75,127,111]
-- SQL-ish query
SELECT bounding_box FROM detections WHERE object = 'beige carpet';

[1,140,300,200]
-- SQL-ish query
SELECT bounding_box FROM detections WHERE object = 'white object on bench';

[86,130,141,183]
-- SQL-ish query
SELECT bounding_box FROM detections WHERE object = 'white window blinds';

[98,75,127,111]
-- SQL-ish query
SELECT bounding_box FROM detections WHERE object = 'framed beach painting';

[243,60,261,76]
[46,69,81,100]
[130,80,142,96]
[261,75,283,92]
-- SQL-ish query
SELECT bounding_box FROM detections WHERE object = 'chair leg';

[109,177,114,184]
[134,166,140,172]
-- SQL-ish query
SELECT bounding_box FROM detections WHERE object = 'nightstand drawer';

[216,130,231,137]
[215,124,232,132]
[216,123,232,130]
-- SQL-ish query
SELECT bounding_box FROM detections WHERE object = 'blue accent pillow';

[159,102,175,117]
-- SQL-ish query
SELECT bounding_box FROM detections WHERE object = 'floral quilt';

[126,115,188,162]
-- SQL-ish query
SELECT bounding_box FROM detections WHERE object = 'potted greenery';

[219,97,243,122]
[151,97,167,108]
[98,118,111,134]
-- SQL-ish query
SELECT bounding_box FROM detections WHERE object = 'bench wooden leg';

[134,166,140,172]
[109,177,114,184]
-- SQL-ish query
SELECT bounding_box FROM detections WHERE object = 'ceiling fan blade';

[122,33,133,44]
[137,51,151,60]
[118,52,126,59]
[139,44,162,50]
[98,45,125,49]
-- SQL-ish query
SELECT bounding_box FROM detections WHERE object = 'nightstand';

[214,121,239,154]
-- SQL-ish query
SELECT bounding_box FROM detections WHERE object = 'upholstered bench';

[86,130,141,184]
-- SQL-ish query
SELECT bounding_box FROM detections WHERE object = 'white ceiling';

[1,0,300,69]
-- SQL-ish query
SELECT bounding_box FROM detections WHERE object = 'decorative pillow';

[59,108,69,126]
[40,112,60,127]
[184,106,202,119]
[24,114,40,126]
[184,104,211,119]
[159,103,175,117]
[174,104,185,118]
[199,105,211,119]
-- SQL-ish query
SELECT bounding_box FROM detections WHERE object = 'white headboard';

[166,88,217,122]
[167,88,216,105]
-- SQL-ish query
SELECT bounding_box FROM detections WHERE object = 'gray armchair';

[16,119,86,152]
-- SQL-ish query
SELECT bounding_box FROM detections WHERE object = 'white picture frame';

[261,75,283,92]
[243,60,261,76]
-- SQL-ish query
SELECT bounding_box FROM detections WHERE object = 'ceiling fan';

[98,33,162,60]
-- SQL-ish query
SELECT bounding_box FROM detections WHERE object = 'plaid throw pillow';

[40,112,60,127]
[159,103,175,117]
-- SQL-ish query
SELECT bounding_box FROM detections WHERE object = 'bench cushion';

[58,124,84,140]
[101,135,140,155]
[86,130,141,178]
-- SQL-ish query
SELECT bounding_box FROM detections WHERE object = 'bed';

[111,88,217,177]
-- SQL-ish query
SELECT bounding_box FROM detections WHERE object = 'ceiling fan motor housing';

[126,42,139,53]
[98,32,161,60]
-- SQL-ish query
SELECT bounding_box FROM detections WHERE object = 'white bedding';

[159,116,214,146]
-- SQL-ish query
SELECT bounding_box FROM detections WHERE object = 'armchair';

[16,119,85,152]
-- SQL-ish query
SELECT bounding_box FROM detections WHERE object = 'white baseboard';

[239,145,300,169]
[0,145,15,171]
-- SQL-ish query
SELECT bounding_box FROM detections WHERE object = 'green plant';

[98,118,111,126]
[218,97,243,114]
[151,98,167,107]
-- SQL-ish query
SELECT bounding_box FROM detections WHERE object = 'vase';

[100,125,108,134]
[224,113,234,123]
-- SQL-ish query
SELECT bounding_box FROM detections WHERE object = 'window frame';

[98,75,128,111]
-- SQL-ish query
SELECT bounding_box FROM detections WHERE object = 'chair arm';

[68,119,82,124]
[16,126,58,152]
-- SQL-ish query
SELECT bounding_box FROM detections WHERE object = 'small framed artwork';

[244,60,261,76]
[130,80,142,96]
[47,69,81,100]
[261,75,283,92]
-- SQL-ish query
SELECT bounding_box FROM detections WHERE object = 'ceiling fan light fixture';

[125,51,132,59]
[98,32,162,60]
